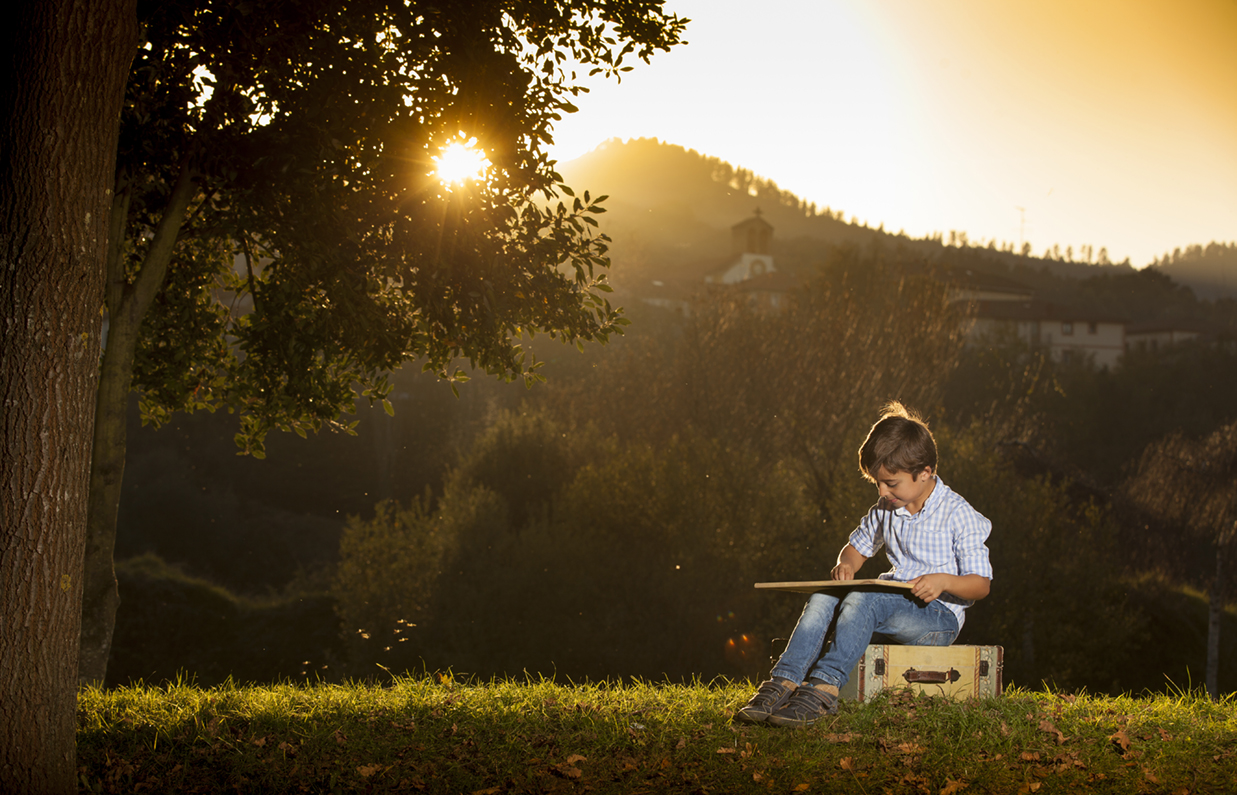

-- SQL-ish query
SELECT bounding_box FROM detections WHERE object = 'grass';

[77,676,1237,794]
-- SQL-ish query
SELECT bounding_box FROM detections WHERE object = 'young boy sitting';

[737,402,993,728]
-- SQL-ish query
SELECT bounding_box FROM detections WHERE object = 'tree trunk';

[79,163,198,685]
[0,1,137,792]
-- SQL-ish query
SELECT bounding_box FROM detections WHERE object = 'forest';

[108,139,1237,698]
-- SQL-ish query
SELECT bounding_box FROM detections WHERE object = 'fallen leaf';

[357,764,382,778]
[471,789,502,795]
[1158,727,1173,742]
[840,757,854,771]
[251,736,267,747]
[752,772,764,782]
[676,737,686,749]
[794,784,810,792]
[825,733,855,743]
[333,729,347,746]
[941,778,968,795]
[277,741,297,756]
[1018,782,1041,793]
[1039,719,1066,745]
[1019,751,1041,762]
[565,754,586,765]
[999,721,1011,737]
[717,747,736,754]
[1109,730,1132,755]
[1143,767,1162,784]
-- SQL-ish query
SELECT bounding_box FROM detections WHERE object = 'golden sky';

[549,0,1237,267]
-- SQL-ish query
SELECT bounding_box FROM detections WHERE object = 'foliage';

[394,422,823,682]
[77,677,1237,794]
[116,0,686,455]
[332,485,500,671]
[108,554,341,688]
[940,426,1145,693]
[542,244,970,519]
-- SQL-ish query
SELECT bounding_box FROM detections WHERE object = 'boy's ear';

[914,466,934,481]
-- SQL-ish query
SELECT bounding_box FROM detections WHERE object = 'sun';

[433,138,490,186]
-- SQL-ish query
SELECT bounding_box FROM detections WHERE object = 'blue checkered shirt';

[848,478,993,629]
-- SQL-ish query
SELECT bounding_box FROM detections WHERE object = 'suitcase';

[838,644,1003,702]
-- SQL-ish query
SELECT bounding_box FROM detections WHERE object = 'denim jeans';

[769,590,959,688]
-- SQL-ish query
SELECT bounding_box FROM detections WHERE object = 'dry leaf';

[752,772,764,782]
[1109,730,1132,755]
[1039,719,1066,745]
[676,737,686,750]
[251,736,267,747]
[565,754,586,765]
[471,789,502,795]
[333,729,347,746]
[716,747,736,754]
[999,721,1011,737]
[357,764,382,778]
[1143,767,1162,784]
[1158,727,1173,742]
[1018,782,1041,793]
[794,784,810,792]
[940,778,968,795]
[840,757,854,771]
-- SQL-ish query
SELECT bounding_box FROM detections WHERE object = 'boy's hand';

[832,544,867,581]
[908,573,991,603]
[830,562,857,581]
[908,574,950,603]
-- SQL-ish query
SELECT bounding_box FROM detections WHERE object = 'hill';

[557,138,1235,307]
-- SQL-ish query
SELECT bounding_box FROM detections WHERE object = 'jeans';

[770,590,959,688]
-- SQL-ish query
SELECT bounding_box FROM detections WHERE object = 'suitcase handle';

[902,667,961,684]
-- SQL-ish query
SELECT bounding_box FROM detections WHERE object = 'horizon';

[548,0,1237,269]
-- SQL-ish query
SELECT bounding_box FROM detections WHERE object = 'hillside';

[557,138,1235,306]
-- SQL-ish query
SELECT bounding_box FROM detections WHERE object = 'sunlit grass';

[77,676,1237,793]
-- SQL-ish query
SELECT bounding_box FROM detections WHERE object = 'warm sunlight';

[433,138,490,186]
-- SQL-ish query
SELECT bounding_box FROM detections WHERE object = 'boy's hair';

[858,401,937,482]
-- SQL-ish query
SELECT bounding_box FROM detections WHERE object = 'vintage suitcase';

[838,644,1003,702]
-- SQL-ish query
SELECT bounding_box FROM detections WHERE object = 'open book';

[754,579,914,594]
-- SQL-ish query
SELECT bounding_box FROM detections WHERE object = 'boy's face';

[874,465,936,514]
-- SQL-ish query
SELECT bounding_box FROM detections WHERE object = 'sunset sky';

[549,0,1237,268]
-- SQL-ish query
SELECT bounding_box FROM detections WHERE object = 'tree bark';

[0,1,137,792]
[79,162,198,684]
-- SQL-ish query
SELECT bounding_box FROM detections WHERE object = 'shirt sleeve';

[848,503,886,558]
[951,503,994,580]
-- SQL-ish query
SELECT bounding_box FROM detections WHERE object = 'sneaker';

[734,679,796,724]
[766,684,838,728]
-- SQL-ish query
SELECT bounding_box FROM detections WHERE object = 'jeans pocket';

[912,629,958,647]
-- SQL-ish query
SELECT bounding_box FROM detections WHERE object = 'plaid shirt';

[848,478,993,629]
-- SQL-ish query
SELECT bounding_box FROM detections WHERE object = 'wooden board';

[754,579,914,594]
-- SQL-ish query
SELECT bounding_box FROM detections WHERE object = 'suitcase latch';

[902,667,961,684]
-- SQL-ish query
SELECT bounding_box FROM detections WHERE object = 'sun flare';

[433,139,490,186]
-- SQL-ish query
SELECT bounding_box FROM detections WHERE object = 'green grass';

[77,676,1237,794]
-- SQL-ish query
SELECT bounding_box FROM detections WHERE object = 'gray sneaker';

[766,685,838,728]
[734,679,796,724]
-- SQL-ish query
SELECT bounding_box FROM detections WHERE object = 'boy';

[736,402,993,727]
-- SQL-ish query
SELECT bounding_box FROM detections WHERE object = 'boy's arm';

[830,544,868,580]
[907,573,990,604]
